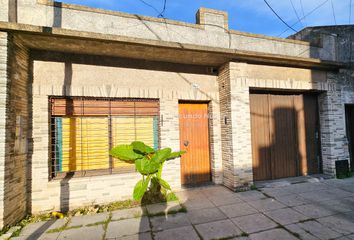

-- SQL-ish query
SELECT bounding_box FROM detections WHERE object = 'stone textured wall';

[0,33,30,228]
[318,70,354,174]
[0,0,9,21]
[218,63,234,189]
[220,62,337,189]
[0,32,8,229]
[30,57,221,213]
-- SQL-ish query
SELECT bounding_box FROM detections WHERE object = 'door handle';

[184,140,189,147]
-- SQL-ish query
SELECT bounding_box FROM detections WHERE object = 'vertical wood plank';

[179,103,211,185]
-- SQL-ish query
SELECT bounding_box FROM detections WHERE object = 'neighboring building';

[0,0,352,228]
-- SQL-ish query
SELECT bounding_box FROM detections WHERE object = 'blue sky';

[60,0,352,37]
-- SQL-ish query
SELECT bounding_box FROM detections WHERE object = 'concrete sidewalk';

[10,176,354,240]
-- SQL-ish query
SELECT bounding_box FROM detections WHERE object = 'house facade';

[0,0,353,228]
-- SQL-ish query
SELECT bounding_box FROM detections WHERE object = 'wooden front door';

[250,93,320,181]
[345,105,354,172]
[179,103,211,185]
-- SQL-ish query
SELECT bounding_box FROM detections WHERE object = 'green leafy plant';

[109,141,185,202]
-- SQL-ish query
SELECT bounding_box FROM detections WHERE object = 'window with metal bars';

[50,97,159,179]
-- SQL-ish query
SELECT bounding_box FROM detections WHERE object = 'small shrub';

[110,141,185,204]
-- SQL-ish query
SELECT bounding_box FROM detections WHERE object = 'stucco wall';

[12,0,333,61]
[30,58,222,213]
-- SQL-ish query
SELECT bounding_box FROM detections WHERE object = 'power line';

[299,0,307,26]
[277,0,329,36]
[136,0,160,16]
[158,0,167,18]
[263,0,298,32]
[289,0,304,28]
[330,0,337,25]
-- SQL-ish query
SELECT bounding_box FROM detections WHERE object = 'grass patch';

[96,199,141,213]
[147,205,188,217]
[0,213,54,238]
[2,194,180,237]
[165,192,179,202]
[102,214,112,240]
[47,225,82,234]
[250,184,258,190]
[86,221,107,227]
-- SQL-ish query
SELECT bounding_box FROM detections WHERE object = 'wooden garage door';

[250,93,320,181]
[179,103,211,185]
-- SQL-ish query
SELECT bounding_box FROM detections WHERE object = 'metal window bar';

[49,97,160,179]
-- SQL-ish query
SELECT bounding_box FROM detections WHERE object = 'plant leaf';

[110,145,144,161]
[132,141,155,154]
[167,151,186,160]
[135,157,160,175]
[135,158,147,175]
[158,178,171,190]
[133,178,150,200]
[154,148,172,163]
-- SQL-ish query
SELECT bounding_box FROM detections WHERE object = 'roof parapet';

[196,8,228,32]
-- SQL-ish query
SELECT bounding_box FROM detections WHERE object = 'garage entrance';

[250,92,321,181]
[345,105,354,172]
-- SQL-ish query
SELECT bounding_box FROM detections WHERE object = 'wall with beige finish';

[30,59,222,213]
[10,0,333,61]
[220,62,336,189]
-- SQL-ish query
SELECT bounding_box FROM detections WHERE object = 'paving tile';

[342,234,354,239]
[153,225,200,240]
[231,213,278,234]
[111,207,146,221]
[235,191,268,201]
[145,201,182,215]
[57,225,104,240]
[342,197,354,206]
[249,228,298,240]
[285,223,319,240]
[12,232,61,240]
[219,202,258,218]
[186,207,227,224]
[247,198,286,212]
[19,219,67,238]
[292,220,342,240]
[336,236,354,240]
[300,189,353,203]
[316,199,354,214]
[207,194,243,207]
[317,213,354,235]
[289,182,330,194]
[264,208,309,225]
[175,189,204,201]
[293,203,337,218]
[105,217,150,238]
[195,219,242,240]
[260,187,294,198]
[67,212,109,227]
[181,197,214,210]
[201,185,233,197]
[107,232,152,240]
[39,233,63,240]
[150,213,191,231]
[274,194,310,207]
